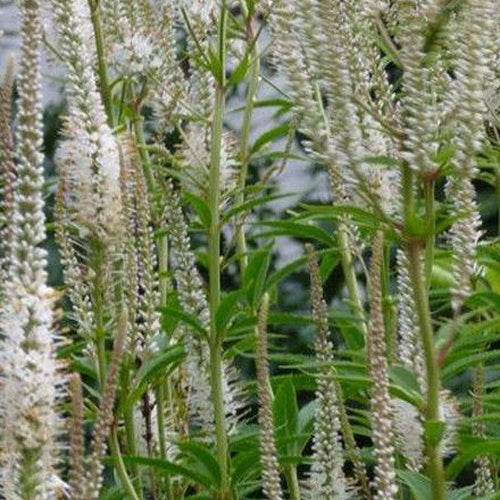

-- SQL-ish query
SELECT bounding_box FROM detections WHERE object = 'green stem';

[158,234,169,307]
[132,106,157,199]
[403,156,444,499]
[123,368,143,494]
[208,81,230,496]
[424,179,436,288]
[236,18,260,276]
[88,0,114,127]
[338,224,368,346]
[496,166,500,236]
[283,466,301,500]
[406,242,445,500]
[402,163,415,227]
[335,381,372,499]
[208,6,230,489]
[382,243,396,362]
[109,430,141,500]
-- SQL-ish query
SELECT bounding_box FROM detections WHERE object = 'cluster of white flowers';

[306,245,348,499]
[396,249,426,391]
[445,0,497,312]
[255,294,284,500]
[271,0,397,215]
[397,0,444,175]
[0,0,62,496]
[51,0,123,239]
[100,0,185,127]
[438,389,459,458]
[368,233,398,500]
[0,58,16,289]
[120,138,162,357]
[392,399,424,472]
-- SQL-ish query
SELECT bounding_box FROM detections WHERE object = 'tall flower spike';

[86,309,128,499]
[472,367,495,496]
[398,0,443,176]
[120,138,161,358]
[396,249,426,391]
[255,293,284,500]
[0,0,63,496]
[305,244,349,498]
[446,0,496,312]
[368,231,398,499]
[55,171,95,340]
[50,0,122,240]
[0,57,16,289]
[100,0,185,126]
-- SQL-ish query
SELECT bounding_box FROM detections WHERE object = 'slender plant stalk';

[382,243,396,361]
[88,0,114,127]
[402,163,415,223]
[109,430,141,500]
[335,381,372,498]
[236,14,260,276]
[208,84,228,489]
[406,242,445,500]
[496,167,500,236]
[337,224,368,342]
[403,163,445,499]
[283,466,301,500]
[123,368,143,493]
[208,3,230,494]
[424,178,436,288]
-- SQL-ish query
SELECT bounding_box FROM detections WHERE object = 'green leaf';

[159,306,207,338]
[397,470,431,499]
[231,449,261,486]
[243,245,272,309]
[223,192,292,221]
[273,378,299,456]
[228,54,250,86]
[265,255,308,292]
[215,290,244,336]
[184,191,211,228]
[446,438,500,479]
[179,441,221,488]
[296,400,316,454]
[299,203,381,230]
[257,220,335,246]
[119,455,213,490]
[319,251,341,283]
[119,345,184,415]
[446,486,475,500]
[443,350,500,380]
[251,122,289,154]
[362,155,400,167]
[389,365,423,397]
